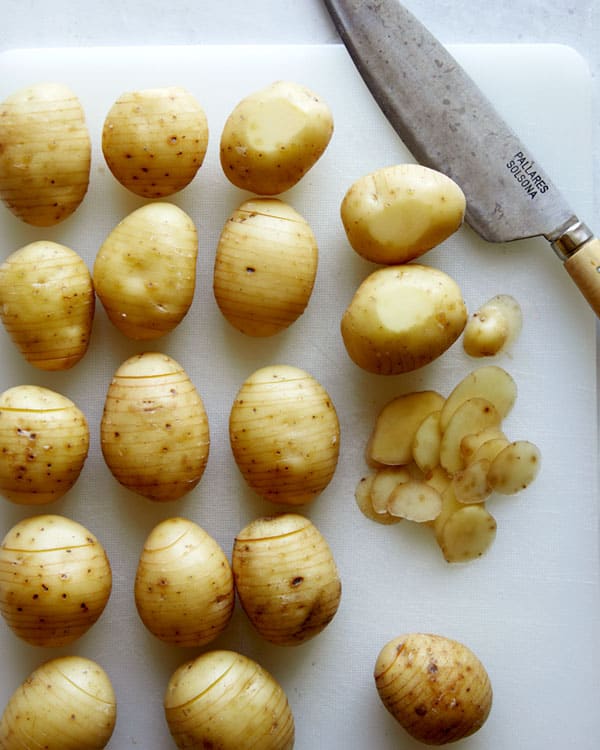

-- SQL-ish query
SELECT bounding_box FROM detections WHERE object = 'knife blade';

[323,0,600,317]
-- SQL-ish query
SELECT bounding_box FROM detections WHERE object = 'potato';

[101,352,210,502]
[0,385,89,505]
[369,466,412,514]
[487,440,541,494]
[368,391,444,465]
[438,505,497,563]
[412,410,443,473]
[0,241,95,370]
[341,164,466,264]
[354,473,400,525]
[341,264,467,374]
[102,86,208,198]
[0,514,112,646]
[0,82,91,226]
[463,294,523,357]
[220,80,333,194]
[0,656,116,750]
[232,513,341,646]
[93,202,198,340]
[374,633,492,745]
[165,650,295,750]
[213,197,318,336]
[451,459,493,504]
[134,517,234,647]
[387,480,442,522]
[439,397,501,474]
[229,365,339,505]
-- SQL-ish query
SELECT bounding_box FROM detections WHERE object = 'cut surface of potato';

[370,467,412,514]
[452,459,492,504]
[369,391,445,466]
[440,398,501,474]
[463,294,522,357]
[468,437,510,466]
[412,409,442,473]
[387,480,442,522]
[460,428,507,464]
[488,440,541,495]
[439,505,497,563]
[354,474,400,525]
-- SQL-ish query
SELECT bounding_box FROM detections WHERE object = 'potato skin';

[0,241,95,370]
[374,633,492,745]
[0,82,91,226]
[341,264,467,374]
[0,656,117,750]
[232,513,341,646]
[220,80,333,195]
[164,650,295,750]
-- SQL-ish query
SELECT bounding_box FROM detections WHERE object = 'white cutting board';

[0,44,598,750]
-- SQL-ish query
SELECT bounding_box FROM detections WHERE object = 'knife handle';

[564,237,600,317]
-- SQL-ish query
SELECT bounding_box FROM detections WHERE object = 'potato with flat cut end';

[341,264,467,375]
[213,197,318,336]
[0,656,117,750]
[488,440,541,494]
[374,633,492,745]
[439,504,497,563]
[0,514,112,646]
[93,202,198,340]
[165,650,295,750]
[102,86,208,198]
[232,513,341,646]
[0,385,89,505]
[341,164,466,264]
[101,352,210,502]
[354,474,400,525]
[0,82,91,226]
[439,397,501,474]
[463,294,523,357]
[0,241,95,370]
[220,80,333,195]
[440,365,517,432]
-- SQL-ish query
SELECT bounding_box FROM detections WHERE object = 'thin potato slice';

[439,505,497,563]
[432,483,466,540]
[488,440,541,495]
[369,391,445,465]
[452,459,492,504]
[439,365,517,432]
[460,428,507,464]
[469,437,510,466]
[370,467,412,513]
[440,398,501,474]
[412,410,442,473]
[387,480,442,522]
[423,466,452,496]
[354,474,400,525]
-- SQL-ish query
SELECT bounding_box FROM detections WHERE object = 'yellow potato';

[102,86,208,198]
[439,397,501,474]
[0,514,112,647]
[232,513,341,646]
[0,82,91,226]
[341,264,467,374]
[0,240,95,370]
[412,410,443,473]
[229,365,339,505]
[220,80,333,194]
[463,294,523,357]
[93,202,198,340]
[440,365,517,432]
[374,633,492,744]
[165,650,295,750]
[341,164,466,264]
[0,656,116,750]
[438,504,497,563]
[0,385,89,505]
[213,197,318,336]
[101,352,210,502]
[387,480,442,522]
[369,466,412,514]
[487,440,541,494]
[354,473,400,525]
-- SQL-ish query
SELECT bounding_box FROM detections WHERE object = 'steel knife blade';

[323,0,600,316]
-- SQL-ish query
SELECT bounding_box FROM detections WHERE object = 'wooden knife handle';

[564,236,600,317]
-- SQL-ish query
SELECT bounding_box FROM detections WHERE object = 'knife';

[323,0,600,317]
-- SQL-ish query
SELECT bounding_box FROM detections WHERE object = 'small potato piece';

[387,480,442,522]
[487,440,541,495]
[370,466,412,514]
[463,294,522,357]
[93,202,198,340]
[232,514,341,646]
[134,517,234,647]
[432,483,466,541]
[213,197,318,336]
[0,656,117,750]
[341,264,467,374]
[229,365,339,506]
[341,164,466,264]
[220,80,333,195]
[439,398,501,474]
[354,474,400,525]
[374,633,492,745]
[165,650,295,750]
[0,82,91,226]
[440,365,517,432]
[102,86,208,198]
[0,385,89,505]
[468,436,510,466]
[0,241,95,370]
[460,428,507,464]
[101,353,210,502]
[368,391,444,466]
[439,505,497,563]
[412,410,443,473]
[0,514,112,646]
[451,459,492,504]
